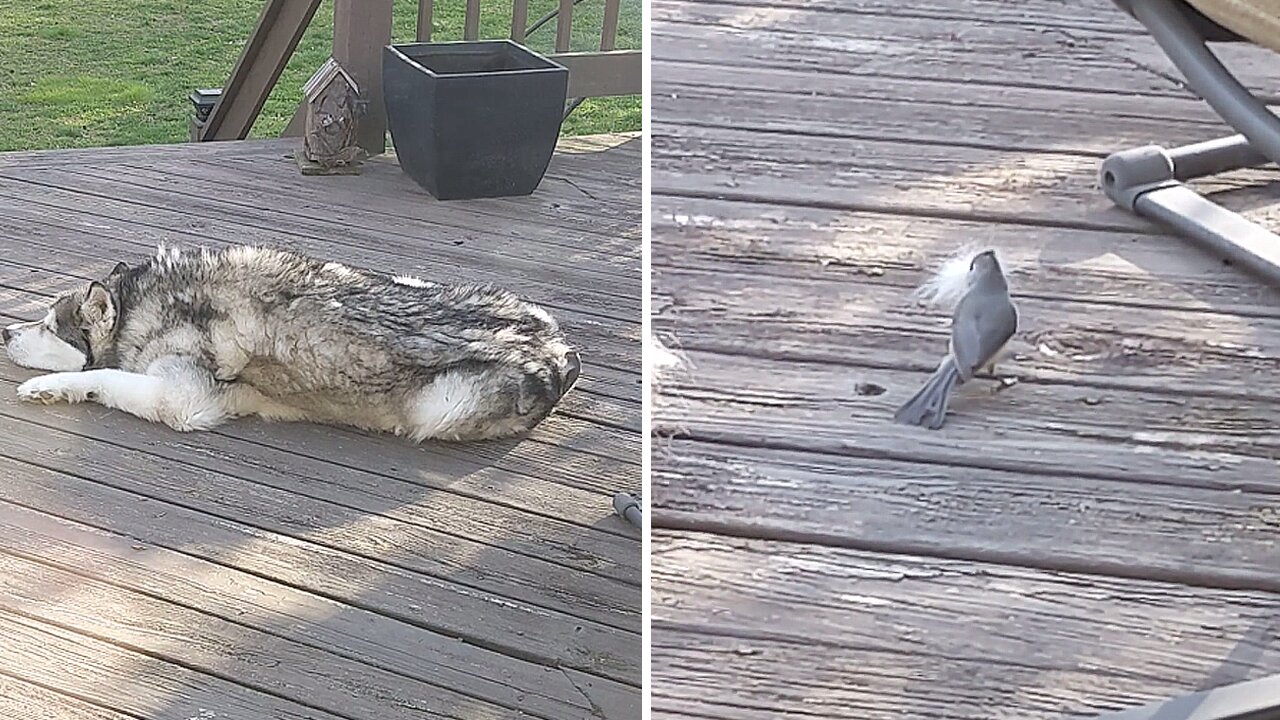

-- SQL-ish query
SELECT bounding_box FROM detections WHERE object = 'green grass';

[0,0,640,152]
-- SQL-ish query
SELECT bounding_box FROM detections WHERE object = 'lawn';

[0,0,641,152]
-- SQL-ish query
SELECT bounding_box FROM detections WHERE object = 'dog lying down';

[2,245,581,442]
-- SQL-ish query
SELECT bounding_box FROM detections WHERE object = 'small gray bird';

[894,250,1018,430]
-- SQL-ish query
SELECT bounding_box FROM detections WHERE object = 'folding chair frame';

[1102,0,1280,286]
[1088,671,1280,719]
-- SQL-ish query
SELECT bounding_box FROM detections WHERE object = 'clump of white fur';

[648,333,689,390]
[913,245,1005,310]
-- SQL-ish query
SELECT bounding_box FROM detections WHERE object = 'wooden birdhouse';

[296,57,363,175]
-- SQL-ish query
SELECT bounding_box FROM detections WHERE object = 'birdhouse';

[297,57,363,175]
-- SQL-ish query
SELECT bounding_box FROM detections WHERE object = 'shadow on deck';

[0,133,641,719]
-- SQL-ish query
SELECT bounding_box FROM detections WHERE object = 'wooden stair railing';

[196,0,641,155]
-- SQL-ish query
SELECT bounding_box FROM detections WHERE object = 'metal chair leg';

[1102,0,1280,287]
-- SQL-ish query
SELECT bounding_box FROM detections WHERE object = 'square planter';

[382,40,569,200]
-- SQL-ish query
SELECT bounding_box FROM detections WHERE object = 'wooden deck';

[0,133,640,719]
[651,1,1280,717]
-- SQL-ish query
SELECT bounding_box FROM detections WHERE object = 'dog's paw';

[16,374,93,405]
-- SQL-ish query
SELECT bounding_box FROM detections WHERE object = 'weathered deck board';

[654,64,1237,156]
[652,533,1280,720]
[0,133,639,718]
[653,0,1280,98]
[0,500,631,719]
[654,441,1280,590]
[0,675,138,720]
[689,0,1154,35]
[654,267,1280,401]
[0,611,345,720]
[0,402,638,630]
[652,196,1280,319]
[653,123,1280,233]
[652,0,1280,716]
[0,549,521,719]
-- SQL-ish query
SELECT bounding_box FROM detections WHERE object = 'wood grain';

[652,0,1280,99]
[654,439,1280,590]
[0,499,631,719]
[652,122,1280,233]
[653,265,1280,402]
[0,675,138,720]
[651,195,1280,318]
[0,366,641,574]
[0,611,345,720]
[649,0,1280,717]
[0,169,639,320]
[671,0,1153,35]
[0,132,640,715]
[0,387,639,632]
[0,546,521,719]
[652,62,1237,156]
[0,451,639,685]
[333,0,393,154]
[651,532,1280,720]
[654,347,1280,486]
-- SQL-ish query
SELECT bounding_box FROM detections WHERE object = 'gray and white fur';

[2,245,581,442]
[893,249,1017,430]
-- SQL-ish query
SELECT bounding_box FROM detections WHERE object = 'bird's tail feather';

[893,356,961,429]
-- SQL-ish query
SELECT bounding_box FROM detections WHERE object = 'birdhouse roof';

[303,57,358,99]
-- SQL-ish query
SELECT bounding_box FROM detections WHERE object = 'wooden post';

[600,0,621,51]
[511,0,529,42]
[333,0,393,156]
[555,0,574,52]
[417,0,434,41]
[199,0,323,141]
[463,0,482,40]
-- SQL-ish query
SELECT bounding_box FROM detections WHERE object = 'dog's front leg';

[16,357,228,432]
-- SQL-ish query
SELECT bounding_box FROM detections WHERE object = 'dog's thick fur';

[2,245,580,441]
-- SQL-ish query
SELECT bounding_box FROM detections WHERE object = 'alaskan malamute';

[2,245,581,441]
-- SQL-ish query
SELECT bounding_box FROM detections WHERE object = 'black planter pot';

[383,40,569,201]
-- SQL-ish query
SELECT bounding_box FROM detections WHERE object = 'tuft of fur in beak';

[913,245,1009,310]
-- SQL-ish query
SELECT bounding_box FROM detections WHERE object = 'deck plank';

[0,499,631,719]
[0,675,138,720]
[652,533,1280,720]
[652,0,1280,98]
[0,448,639,683]
[654,440,1280,590]
[0,170,639,323]
[653,266,1280,401]
[652,0,1280,716]
[653,63,1239,156]
[0,546,522,719]
[653,123,1280,233]
[652,196,1280,319]
[671,0,1153,34]
[655,348,1280,489]
[0,611,347,720]
[0,133,640,715]
[0,385,638,592]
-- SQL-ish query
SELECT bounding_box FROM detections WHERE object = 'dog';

[2,245,581,441]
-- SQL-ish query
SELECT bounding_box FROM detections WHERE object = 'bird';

[894,249,1018,430]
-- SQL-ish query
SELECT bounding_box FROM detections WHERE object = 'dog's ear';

[109,261,128,278]
[79,282,117,330]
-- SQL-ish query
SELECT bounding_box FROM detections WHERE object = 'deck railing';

[193,0,641,155]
